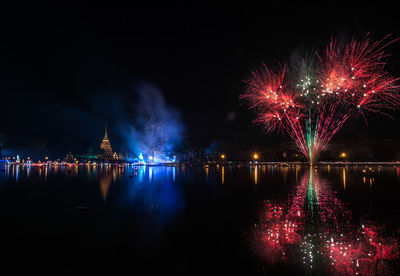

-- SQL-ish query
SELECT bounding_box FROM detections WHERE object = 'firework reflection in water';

[251,168,398,275]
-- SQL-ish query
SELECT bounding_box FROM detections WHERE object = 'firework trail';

[241,36,400,162]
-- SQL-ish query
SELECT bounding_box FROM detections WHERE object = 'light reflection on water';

[2,163,398,188]
[251,166,399,275]
[2,163,400,195]
[222,166,225,184]
[1,163,400,275]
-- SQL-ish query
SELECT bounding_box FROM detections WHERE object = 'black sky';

[1,4,400,157]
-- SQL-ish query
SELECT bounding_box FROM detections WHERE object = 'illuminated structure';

[100,125,115,160]
[65,151,75,163]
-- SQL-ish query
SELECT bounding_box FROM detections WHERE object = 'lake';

[1,164,399,275]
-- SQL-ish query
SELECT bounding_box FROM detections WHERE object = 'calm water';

[1,164,400,275]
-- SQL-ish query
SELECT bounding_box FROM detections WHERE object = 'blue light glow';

[123,84,184,164]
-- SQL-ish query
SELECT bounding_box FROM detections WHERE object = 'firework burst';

[241,36,400,162]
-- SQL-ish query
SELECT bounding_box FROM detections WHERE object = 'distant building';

[64,152,75,163]
[100,125,115,160]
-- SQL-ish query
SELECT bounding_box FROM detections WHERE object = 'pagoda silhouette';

[100,124,115,160]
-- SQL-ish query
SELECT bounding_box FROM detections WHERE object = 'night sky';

[1,5,400,157]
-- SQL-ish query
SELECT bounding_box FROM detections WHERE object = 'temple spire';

[100,123,114,160]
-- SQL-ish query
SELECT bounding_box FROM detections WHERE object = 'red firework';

[241,36,400,161]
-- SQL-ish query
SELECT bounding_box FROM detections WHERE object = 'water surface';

[1,164,399,275]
